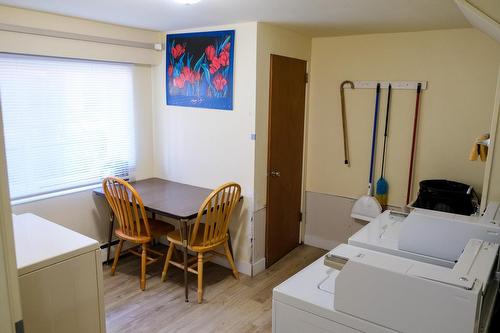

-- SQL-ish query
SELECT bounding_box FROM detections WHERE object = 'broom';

[351,83,382,221]
[375,84,392,208]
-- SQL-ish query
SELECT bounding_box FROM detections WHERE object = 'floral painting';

[166,30,235,110]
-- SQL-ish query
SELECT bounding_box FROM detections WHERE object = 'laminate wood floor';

[103,244,326,333]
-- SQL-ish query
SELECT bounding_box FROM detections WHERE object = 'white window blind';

[0,53,135,202]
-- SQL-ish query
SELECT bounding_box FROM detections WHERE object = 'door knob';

[270,170,281,177]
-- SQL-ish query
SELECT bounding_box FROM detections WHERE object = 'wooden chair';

[102,176,174,290]
[161,182,241,303]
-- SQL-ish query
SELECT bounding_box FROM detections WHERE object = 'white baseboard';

[210,255,252,276]
[304,234,341,251]
[252,257,266,276]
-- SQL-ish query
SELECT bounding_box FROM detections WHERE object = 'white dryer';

[273,241,499,333]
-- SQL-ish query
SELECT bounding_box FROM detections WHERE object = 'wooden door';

[266,55,307,268]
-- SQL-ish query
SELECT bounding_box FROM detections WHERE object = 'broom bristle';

[375,193,388,207]
[375,178,388,207]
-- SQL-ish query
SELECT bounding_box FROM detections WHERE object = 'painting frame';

[166,30,235,111]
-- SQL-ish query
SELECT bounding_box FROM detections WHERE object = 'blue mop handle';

[369,84,381,187]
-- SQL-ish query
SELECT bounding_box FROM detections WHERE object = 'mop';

[351,83,382,221]
[406,83,422,206]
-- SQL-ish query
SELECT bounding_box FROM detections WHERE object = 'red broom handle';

[406,83,422,205]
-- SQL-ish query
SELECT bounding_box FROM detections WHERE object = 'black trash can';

[412,179,478,216]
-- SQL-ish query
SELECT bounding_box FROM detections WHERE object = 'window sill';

[11,183,103,206]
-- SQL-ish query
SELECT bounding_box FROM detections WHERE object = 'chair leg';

[224,241,239,280]
[111,239,124,276]
[161,242,176,282]
[140,243,147,291]
[197,252,204,304]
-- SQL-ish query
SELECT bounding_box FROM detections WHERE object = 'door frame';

[299,61,311,245]
[0,102,23,332]
[480,65,500,213]
[264,54,310,267]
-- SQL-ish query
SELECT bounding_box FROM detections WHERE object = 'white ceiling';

[0,0,471,37]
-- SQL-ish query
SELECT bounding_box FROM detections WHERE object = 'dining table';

[93,177,214,302]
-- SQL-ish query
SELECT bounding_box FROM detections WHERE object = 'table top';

[93,178,213,220]
[14,213,99,276]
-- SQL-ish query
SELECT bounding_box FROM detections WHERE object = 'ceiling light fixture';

[175,0,201,5]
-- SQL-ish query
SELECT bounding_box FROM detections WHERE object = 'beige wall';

[254,23,312,210]
[469,0,500,23]
[1,7,157,244]
[304,28,500,249]
[0,5,162,65]
[307,28,500,207]
[253,23,311,267]
[0,7,259,274]
[151,23,258,273]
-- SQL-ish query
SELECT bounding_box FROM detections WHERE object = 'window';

[0,53,135,203]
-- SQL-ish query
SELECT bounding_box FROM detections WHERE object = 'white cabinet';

[13,213,106,333]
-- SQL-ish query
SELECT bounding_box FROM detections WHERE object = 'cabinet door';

[19,251,102,333]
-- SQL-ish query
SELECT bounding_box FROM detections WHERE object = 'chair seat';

[150,219,175,237]
[167,228,228,251]
[115,219,175,244]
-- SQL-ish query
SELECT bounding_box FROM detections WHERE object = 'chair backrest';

[190,182,241,248]
[102,177,151,240]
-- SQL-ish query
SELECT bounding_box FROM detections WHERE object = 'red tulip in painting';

[171,44,185,59]
[213,73,227,91]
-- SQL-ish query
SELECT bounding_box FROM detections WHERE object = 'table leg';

[106,211,115,265]
[180,218,189,302]
[227,232,235,260]
[151,212,156,245]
